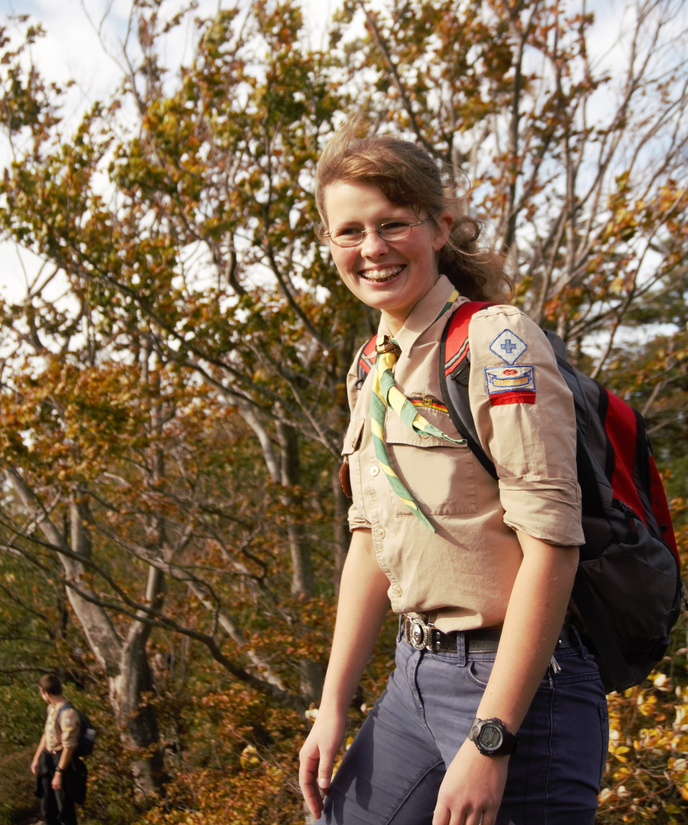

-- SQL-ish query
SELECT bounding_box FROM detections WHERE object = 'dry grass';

[0,746,40,824]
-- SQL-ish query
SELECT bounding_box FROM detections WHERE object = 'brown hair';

[39,673,62,696]
[315,118,512,302]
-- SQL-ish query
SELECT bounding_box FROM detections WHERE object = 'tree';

[0,0,686,820]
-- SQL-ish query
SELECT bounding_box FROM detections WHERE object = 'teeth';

[361,266,403,282]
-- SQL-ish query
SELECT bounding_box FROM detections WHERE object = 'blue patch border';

[484,365,536,396]
[489,329,528,365]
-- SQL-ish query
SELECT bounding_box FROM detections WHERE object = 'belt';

[403,615,578,654]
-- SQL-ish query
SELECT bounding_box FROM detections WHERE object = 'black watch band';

[55,766,63,773]
[468,717,519,756]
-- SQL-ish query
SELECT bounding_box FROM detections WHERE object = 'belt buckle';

[408,616,435,651]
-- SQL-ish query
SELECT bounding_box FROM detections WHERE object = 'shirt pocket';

[384,413,477,516]
[341,416,366,518]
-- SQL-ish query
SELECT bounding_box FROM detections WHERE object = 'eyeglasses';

[323,216,435,248]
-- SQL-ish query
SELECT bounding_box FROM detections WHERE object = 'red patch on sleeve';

[489,392,537,406]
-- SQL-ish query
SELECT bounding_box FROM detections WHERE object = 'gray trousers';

[324,628,608,824]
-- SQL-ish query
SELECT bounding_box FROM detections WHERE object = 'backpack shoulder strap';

[355,335,378,391]
[56,701,74,722]
[439,301,498,480]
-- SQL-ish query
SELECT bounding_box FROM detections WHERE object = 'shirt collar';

[49,699,67,715]
[379,274,460,354]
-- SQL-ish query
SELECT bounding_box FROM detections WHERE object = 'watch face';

[478,723,504,751]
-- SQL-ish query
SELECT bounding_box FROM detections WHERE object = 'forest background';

[0,0,687,823]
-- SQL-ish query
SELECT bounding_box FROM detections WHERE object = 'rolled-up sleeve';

[468,306,584,547]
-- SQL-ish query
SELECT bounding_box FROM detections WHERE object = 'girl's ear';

[431,211,453,251]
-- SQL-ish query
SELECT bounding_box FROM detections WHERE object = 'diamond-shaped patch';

[489,329,527,365]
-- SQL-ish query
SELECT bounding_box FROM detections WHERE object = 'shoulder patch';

[485,366,536,405]
[489,329,527,365]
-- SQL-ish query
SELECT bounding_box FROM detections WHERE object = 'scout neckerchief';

[370,289,465,533]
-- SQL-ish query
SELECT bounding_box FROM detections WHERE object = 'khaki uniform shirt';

[45,701,80,752]
[343,276,584,632]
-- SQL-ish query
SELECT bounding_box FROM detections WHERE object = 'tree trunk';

[110,564,167,797]
[69,498,167,797]
[276,422,312,599]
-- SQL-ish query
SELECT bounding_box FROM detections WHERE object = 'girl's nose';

[360,228,389,257]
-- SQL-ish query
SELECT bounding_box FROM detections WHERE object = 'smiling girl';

[298,120,608,825]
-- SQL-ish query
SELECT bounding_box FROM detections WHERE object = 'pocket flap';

[384,411,464,449]
[341,416,365,456]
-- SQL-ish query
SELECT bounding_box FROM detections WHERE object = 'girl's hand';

[432,739,509,825]
[299,710,347,819]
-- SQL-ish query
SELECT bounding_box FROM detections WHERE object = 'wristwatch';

[55,767,63,773]
[469,717,519,756]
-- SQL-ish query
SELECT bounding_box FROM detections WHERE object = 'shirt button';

[392,585,403,598]
[370,465,380,476]
[378,527,386,539]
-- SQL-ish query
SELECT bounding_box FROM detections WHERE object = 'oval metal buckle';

[409,618,428,650]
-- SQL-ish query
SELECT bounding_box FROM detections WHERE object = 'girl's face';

[323,181,452,334]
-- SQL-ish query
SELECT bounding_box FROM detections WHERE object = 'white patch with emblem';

[489,329,527,365]
[485,365,536,396]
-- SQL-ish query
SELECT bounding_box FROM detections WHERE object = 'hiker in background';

[31,673,82,825]
[299,119,609,825]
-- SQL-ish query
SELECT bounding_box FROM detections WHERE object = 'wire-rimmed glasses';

[323,216,434,248]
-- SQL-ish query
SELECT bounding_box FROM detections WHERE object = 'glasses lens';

[331,230,363,247]
[378,222,412,242]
